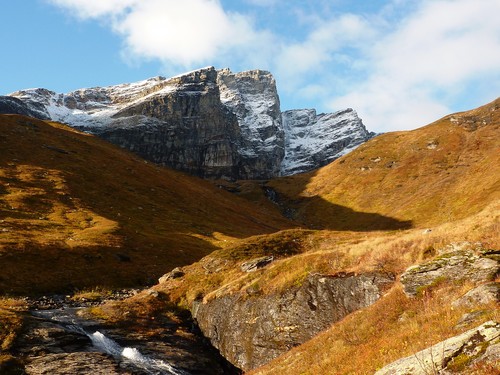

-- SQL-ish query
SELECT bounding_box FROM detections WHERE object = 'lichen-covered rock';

[452,282,500,308]
[400,243,499,296]
[375,321,500,375]
[192,272,394,371]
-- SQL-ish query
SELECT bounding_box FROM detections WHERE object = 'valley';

[0,75,498,374]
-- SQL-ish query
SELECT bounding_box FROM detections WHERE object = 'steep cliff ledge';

[8,67,372,179]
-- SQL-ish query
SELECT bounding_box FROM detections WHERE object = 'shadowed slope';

[0,115,291,294]
[268,98,500,228]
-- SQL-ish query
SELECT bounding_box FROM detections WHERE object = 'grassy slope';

[95,99,499,374]
[0,115,291,294]
[268,98,500,230]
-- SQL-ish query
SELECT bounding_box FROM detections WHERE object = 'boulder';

[375,321,500,375]
[452,282,500,308]
[240,256,274,272]
[400,243,499,296]
[192,272,394,371]
[158,267,185,284]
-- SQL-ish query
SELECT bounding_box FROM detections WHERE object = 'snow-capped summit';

[5,67,373,179]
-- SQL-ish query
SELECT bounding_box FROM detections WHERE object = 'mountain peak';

[5,67,373,179]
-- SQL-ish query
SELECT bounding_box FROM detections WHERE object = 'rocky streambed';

[10,293,240,375]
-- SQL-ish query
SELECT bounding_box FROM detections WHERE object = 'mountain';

[5,67,372,179]
[0,114,290,294]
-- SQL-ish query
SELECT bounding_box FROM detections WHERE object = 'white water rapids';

[89,330,185,375]
[32,308,187,375]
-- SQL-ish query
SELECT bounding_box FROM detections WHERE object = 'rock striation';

[8,67,373,179]
[375,321,500,375]
[192,272,394,371]
[0,96,48,119]
[217,69,285,179]
[281,108,373,175]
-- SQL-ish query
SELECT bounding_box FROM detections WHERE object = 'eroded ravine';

[13,294,240,375]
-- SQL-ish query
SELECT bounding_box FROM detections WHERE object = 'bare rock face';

[218,69,284,179]
[9,67,372,179]
[375,321,500,375]
[281,108,373,175]
[0,96,48,119]
[400,243,499,297]
[192,272,393,371]
[452,282,500,308]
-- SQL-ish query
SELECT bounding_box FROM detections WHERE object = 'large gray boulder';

[452,282,500,308]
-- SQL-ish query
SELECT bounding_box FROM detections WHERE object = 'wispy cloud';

[47,0,270,67]
[329,0,500,131]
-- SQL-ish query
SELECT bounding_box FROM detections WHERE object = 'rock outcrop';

[217,69,284,179]
[452,282,500,308]
[192,272,394,371]
[281,108,373,175]
[9,67,372,179]
[375,321,500,375]
[0,96,48,119]
[400,243,499,296]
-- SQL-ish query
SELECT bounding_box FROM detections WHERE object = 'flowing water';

[32,308,188,375]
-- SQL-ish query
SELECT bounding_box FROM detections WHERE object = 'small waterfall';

[89,330,186,375]
[32,309,187,375]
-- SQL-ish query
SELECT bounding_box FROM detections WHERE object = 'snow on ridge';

[8,66,371,177]
[280,107,369,175]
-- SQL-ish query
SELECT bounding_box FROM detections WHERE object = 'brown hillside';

[0,115,291,294]
[268,98,500,229]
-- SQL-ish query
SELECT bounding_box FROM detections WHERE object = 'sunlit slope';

[0,115,290,294]
[269,98,500,229]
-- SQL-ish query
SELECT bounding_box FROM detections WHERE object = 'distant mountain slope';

[6,67,372,179]
[268,98,500,229]
[0,114,290,294]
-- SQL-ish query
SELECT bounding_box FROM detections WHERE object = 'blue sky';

[1,0,499,132]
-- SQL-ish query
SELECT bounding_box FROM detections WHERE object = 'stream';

[12,295,240,375]
[31,308,187,375]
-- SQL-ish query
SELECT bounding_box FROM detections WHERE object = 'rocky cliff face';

[0,96,48,119]
[192,272,394,371]
[282,108,373,175]
[9,67,372,179]
[217,69,284,179]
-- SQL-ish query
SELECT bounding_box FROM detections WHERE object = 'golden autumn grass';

[267,98,500,230]
[0,298,26,369]
[89,99,499,374]
[0,114,292,294]
[1,97,498,374]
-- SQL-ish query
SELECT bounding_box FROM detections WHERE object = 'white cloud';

[114,0,261,66]
[46,0,267,67]
[275,14,376,86]
[329,0,500,132]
